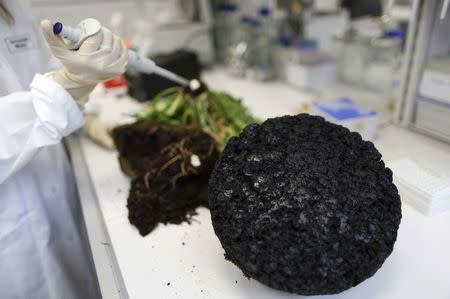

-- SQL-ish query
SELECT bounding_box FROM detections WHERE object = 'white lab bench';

[67,69,450,299]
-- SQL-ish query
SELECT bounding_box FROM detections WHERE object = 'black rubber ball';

[209,114,401,295]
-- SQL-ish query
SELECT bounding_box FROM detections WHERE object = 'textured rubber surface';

[209,114,401,295]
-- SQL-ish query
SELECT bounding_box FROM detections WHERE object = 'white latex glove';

[40,19,128,106]
[83,114,117,150]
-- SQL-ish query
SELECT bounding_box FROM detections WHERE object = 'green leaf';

[135,87,258,149]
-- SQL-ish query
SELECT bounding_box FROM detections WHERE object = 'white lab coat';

[0,1,100,298]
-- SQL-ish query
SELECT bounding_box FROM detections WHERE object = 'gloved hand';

[83,114,117,150]
[40,19,128,106]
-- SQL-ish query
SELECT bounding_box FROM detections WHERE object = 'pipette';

[52,18,189,86]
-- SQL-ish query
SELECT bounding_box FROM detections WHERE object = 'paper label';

[5,34,34,53]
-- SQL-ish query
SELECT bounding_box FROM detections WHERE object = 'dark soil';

[113,121,218,236]
[209,114,401,295]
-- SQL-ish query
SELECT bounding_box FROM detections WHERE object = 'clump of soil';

[112,121,218,236]
[209,114,401,295]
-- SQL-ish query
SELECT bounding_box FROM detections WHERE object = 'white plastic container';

[364,30,403,91]
[333,30,369,85]
[285,39,336,90]
[285,60,336,90]
[419,57,450,105]
[311,98,378,141]
[388,158,450,216]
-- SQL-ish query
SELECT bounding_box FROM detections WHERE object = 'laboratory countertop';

[68,69,450,299]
